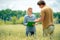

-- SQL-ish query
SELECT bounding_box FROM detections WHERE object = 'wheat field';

[0,24,60,40]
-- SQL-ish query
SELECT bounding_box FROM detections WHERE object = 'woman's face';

[28,8,32,15]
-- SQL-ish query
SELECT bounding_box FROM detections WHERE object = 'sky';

[0,0,60,12]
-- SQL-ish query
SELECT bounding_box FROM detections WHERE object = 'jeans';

[26,31,35,36]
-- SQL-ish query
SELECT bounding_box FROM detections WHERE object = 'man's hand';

[34,18,40,22]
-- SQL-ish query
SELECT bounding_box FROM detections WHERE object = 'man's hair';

[37,1,46,5]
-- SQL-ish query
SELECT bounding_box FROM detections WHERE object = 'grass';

[0,24,60,40]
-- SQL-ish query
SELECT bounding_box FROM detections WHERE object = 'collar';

[27,14,33,17]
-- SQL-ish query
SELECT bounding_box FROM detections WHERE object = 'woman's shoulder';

[24,15,28,18]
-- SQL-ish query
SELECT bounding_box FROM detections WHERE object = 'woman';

[24,8,36,36]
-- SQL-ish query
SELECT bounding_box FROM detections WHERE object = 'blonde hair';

[27,7,32,10]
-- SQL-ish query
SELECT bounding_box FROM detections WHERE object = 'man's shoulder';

[42,6,52,11]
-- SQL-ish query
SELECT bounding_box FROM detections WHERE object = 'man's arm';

[35,10,45,22]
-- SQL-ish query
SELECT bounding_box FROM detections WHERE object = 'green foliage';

[0,9,26,24]
[11,16,17,24]
[16,17,24,24]
[0,8,60,24]
[0,19,4,25]
[33,12,40,18]
[57,12,60,23]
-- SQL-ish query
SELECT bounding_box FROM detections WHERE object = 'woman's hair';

[28,8,32,10]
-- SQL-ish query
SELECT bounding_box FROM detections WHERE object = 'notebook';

[27,22,35,27]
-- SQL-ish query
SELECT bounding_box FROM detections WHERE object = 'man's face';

[38,5,44,8]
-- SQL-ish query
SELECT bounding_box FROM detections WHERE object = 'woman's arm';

[24,16,27,26]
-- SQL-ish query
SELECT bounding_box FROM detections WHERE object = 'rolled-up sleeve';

[24,16,27,26]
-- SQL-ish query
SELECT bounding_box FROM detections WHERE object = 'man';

[35,0,54,40]
[24,8,36,36]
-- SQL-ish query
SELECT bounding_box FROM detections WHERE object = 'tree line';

[0,9,60,24]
